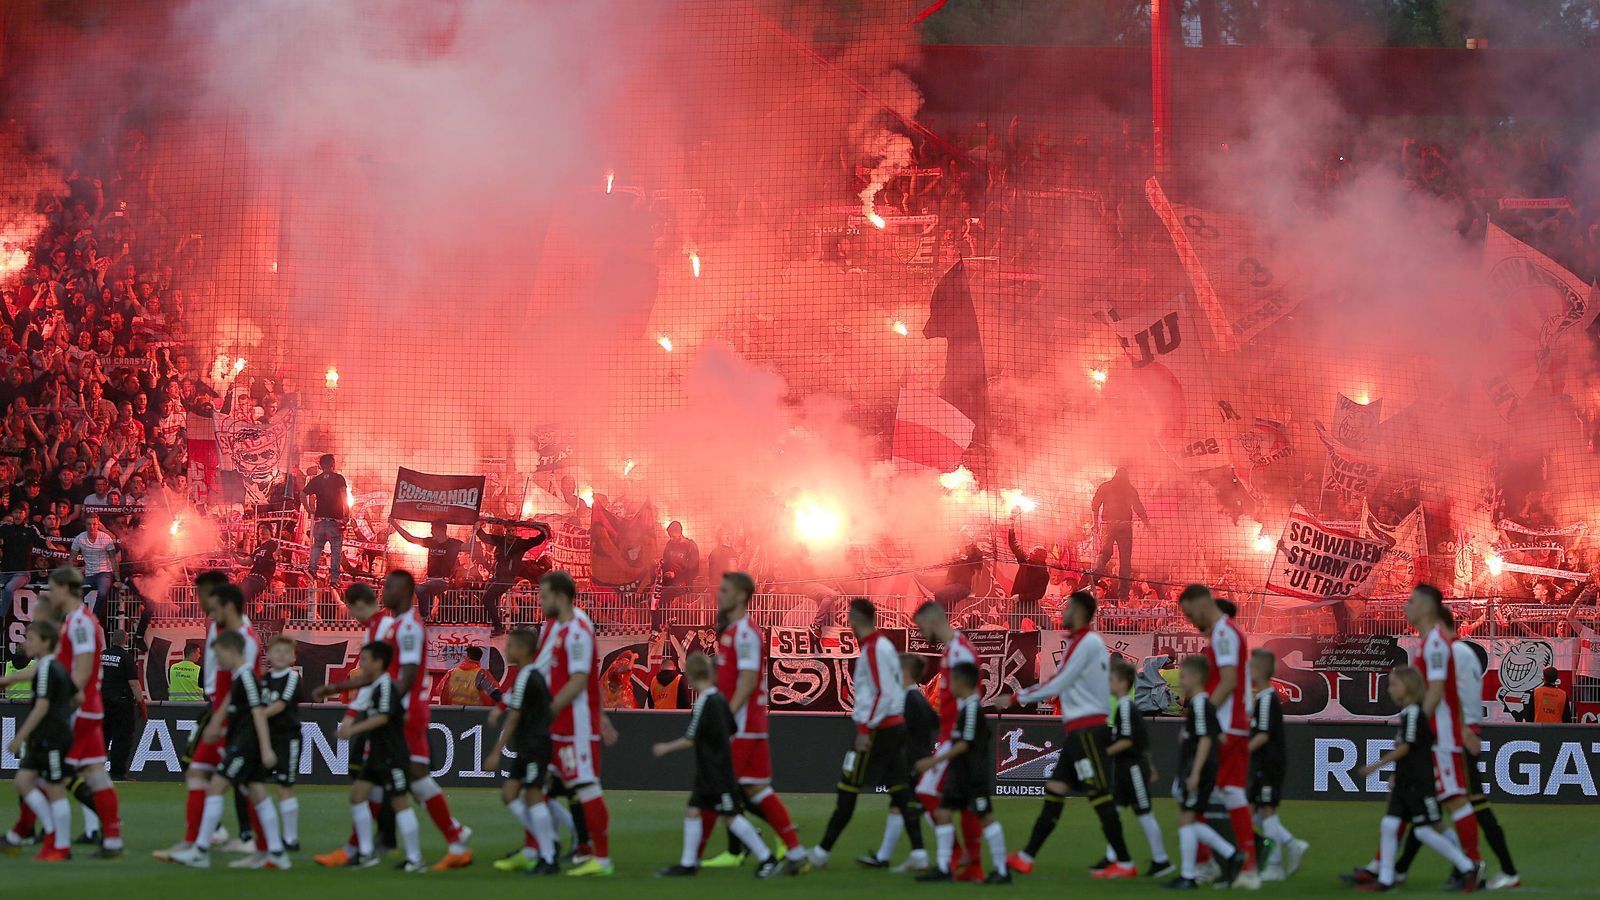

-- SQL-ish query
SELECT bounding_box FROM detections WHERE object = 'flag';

[1333,394,1382,448]
[924,260,987,431]
[1479,224,1599,419]
[590,499,664,587]
[1102,295,1238,471]
[1316,421,1383,501]
[1265,504,1389,609]
[1146,177,1305,352]
[1230,417,1294,471]
[891,388,975,472]
[390,468,486,525]
[1359,500,1428,595]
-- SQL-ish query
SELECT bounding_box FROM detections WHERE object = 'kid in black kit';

[1106,657,1172,877]
[336,642,426,873]
[261,636,304,852]
[652,652,783,879]
[485,628,561,875]
[1167,655,1248,891]
[913,661,1010,885]
[6,621,75,862]
[1353,666,1480,893]
[1247,649,1308,880]
[860,652,936,872]
[169,629,289,871]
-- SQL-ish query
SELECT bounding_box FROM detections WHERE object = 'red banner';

[390,467,486,525]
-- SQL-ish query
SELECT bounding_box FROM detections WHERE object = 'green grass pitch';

[1,783,1593,897]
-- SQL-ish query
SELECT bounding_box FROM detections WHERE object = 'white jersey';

[1453,640,1485,729]
[851,631,905,731]
[1018,627,1110,729]
[1417,625,1463,750]
[202,615,258,700]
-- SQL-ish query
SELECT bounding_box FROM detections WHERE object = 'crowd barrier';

[0,705,1592,803]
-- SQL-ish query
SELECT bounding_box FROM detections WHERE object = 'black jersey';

[506,666,553,756]
[1110,694,1150,758]
[904,686,938,759]
[364,674,410,765]
[1178,692,1221,782]
[30,658,75,747]
[262,668,303,737]
[1251,687,1286,772]
[949,694,993,793]
[224,667,268,750]
[685,687,739,794]
[1392,703,1434,792]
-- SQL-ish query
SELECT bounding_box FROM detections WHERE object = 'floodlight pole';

[1151,0,1176,179]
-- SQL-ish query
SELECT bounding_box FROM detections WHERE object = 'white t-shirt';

[71,531,117,575]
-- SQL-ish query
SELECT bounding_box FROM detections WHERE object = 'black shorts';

[1058,725,1114,796]
[357,753,411,795]
[347,732,370,783]
[838,724,911,793]
[1174,773,1216,813]
[21,739,68,783]
[508,742,552,789]
[1249,765,1285,808]
[271,734,301,787]
[221,746,269,786]
[1387,784,1444,825]
[690,785,744,815]
[940,768,994,814]
[1112,756,1156,815]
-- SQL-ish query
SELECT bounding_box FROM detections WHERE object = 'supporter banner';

[1498,197,1570,210]
[1145,177,1304,351]
[1265,504,1388,608]
[1359,501,1428,595]
[907,629,1038,707]
[1230,417,1294,470]
[390,467,486,525]
[597,633,651,710]
[140,622,515,702]
[1333,394,1382,447]
[890,388,975,472]
[767,626,906,659]
[1102,296,1238,471]
[1,707,1591,801]
[1494,518,1587,554]
[213,410,295,506]
[533,427,575,472]
[1500,561,1590,580]
[1479,224,1599,419]
[1316,421,1384,501]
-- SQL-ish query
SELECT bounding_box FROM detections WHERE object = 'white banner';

[1479,224,1599,419]
[1146,177,1305,351]
[1265,504,1389,608]
[1317,422,1384,501]
[1360,501,1428,596]
[1102,295,1238,471]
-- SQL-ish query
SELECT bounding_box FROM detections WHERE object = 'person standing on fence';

[392,521,465,620]
[69,515,117,619]
[239,526,280,615]
[1085,468,1151,602]
[475,520,550,633]
[303,454,349,592]
[1007,512,1050,629]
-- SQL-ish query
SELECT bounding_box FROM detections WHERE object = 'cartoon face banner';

[213,409,296,505]
[1332,394,1383,448]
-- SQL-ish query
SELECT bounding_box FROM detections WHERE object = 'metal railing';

[85,584,1599,640]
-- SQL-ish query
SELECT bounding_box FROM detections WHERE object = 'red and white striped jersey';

[937,630,978,742]
[204,616,259,711]
[546,609,598,741]
[1204,614,1250,736]
[391,607,430,710]
[1418,624,1463,749]
[60,605,105,718]
[716,616,769,738]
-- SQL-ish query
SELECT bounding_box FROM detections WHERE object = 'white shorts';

[553,737,599,787]
[1433,746,1468,801]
